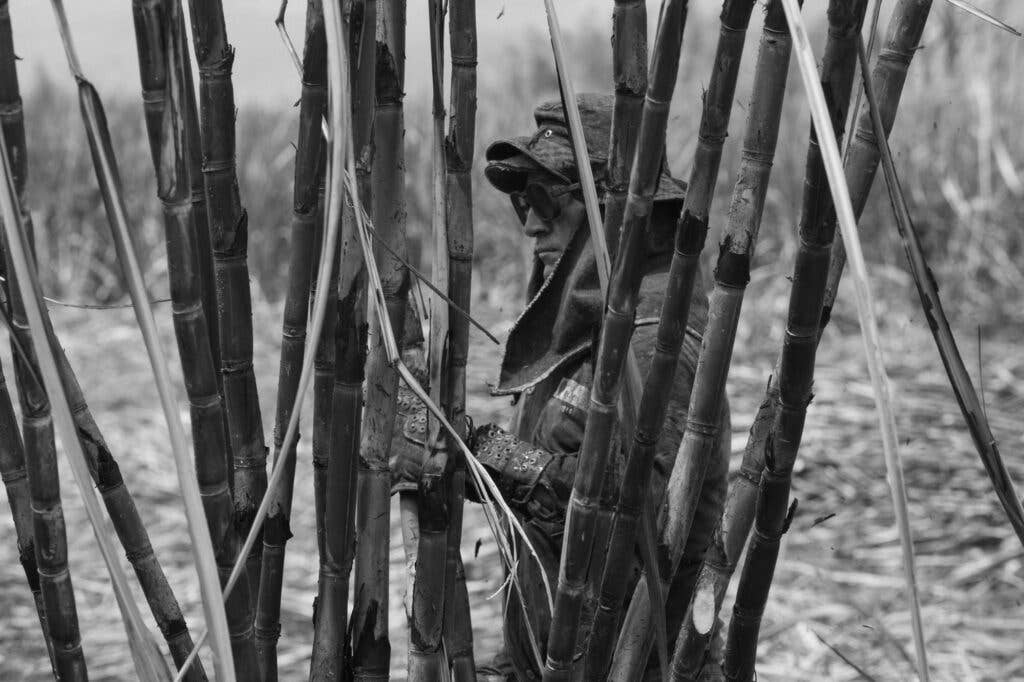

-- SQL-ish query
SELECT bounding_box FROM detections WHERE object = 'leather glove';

[389,381,428,494]
[389,342,475,494]
[469,423,575,529]
[390,343,429,494]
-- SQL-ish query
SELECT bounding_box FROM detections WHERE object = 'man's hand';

[470,424,575,529]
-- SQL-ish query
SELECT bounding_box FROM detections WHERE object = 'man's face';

[518,174,585,275]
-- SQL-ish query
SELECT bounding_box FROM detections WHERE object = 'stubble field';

[0,271,1021,680]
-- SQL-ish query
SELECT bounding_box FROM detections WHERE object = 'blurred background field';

[0,0,1023,679]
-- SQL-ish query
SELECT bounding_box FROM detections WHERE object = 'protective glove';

[470,423,575,529]
[389,342,475,494]
[389,381,429,495]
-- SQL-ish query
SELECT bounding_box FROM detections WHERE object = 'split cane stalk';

[858,38,1024,547]
[748,4,930,678]
[408,2,450,677]
[544,2,691,680]
[130,2,260,677]
[585,1,759,678]
[439,0,477,678]
[311,0,376,675]
[187,0,268,603]
[718,3,867,679]
[256,2,328,675]
[350,2,408,678]
[672,3,935,677]
[611,2,800,677]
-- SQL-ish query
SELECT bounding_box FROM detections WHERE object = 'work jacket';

[490,225,730,680]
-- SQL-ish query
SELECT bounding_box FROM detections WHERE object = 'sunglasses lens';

[511,194,529,224]
[525,184,559,222]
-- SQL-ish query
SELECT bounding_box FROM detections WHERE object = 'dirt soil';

[0,272,1021,681]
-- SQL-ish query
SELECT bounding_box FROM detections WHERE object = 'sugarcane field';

[2,0,1024,679]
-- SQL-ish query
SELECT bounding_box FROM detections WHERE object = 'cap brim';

[485,135,687,205]
[485,135,575,193]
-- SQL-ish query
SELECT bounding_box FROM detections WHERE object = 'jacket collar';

[494,226,687,395]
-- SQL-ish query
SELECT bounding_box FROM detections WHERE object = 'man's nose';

[522,211,549,239]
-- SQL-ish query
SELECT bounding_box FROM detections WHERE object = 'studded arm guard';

[471,423,574,527]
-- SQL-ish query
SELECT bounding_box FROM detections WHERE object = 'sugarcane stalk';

[824,0,933,329]
[310,0,374,675]
[0,250,88,682]
[408,2,450,678]
[611,2,800,677]
[716,3,866,679]
[1,224,87,682]
[312,192,337,564]
[585,2,759,678]
[186,0,268,603]
[181,20,221,400]
[4,89,178,682]
[130,2,261,678]
[754,4,931,677]
[671,3,935,677]
[172,8,352,681]
[0,359,59,675]
[438,0,477,678]
[173,3,526,670]
[7,3,212,677]
[600,0,647,256]
[50,1,241,677]
[349,0,407,678]
[0,3,56,669]
[255,2,328,676]
[542,7,666,659]
[543,0,644,438]
[578,3,649,668]
[544,3,691,680]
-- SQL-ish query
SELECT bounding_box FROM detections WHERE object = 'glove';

[389,343,475,494]
[389,381,429,494]
[470,423,575,529]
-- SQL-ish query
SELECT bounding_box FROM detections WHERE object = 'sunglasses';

[510,181,581,225]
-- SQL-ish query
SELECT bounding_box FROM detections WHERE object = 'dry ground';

[0,269,1021,681]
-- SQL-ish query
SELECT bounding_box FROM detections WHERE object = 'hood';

[494,225,708,395]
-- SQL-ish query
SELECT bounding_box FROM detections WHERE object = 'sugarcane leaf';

[855,37,1024,547]
[275,0,304,72]
[944,0,1021,36]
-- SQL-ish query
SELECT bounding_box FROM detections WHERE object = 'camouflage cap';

[484,92,686,203]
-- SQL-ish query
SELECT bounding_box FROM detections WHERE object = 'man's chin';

[536,251,560,269]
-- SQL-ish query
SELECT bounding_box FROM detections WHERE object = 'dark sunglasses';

[510,181,581,225]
